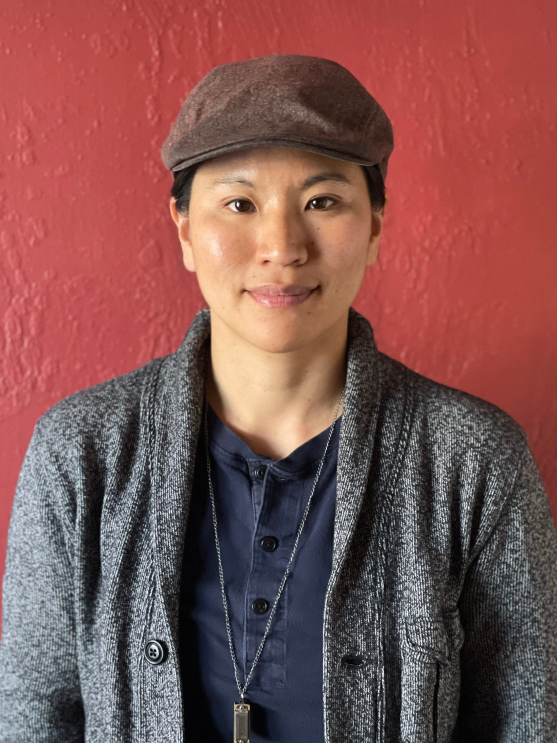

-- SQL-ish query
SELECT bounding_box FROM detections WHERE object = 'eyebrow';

[210,175,255,188]
[209,171,353,190]
[301,171,353,189]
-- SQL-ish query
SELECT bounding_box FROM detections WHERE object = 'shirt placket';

[243,459,302,689]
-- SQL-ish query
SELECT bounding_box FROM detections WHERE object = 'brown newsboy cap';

[161,54,394,180]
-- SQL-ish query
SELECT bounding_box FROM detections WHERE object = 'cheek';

[191,221,246,276]
[318,219,370,270]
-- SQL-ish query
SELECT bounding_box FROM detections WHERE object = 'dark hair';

[171,160,386,215]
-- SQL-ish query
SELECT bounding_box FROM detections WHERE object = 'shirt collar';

[206,401,342,477]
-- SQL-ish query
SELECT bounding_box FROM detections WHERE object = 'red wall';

[2,0,556,608]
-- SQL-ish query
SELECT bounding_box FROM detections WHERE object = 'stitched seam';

[139,561,157,741]
[375,363,415,743]
[464,442,528,570]
[145,354,183,743]
[33,429,77,555]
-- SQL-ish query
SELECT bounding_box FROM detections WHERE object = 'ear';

[366,194,387,267]
[169,197,196,273]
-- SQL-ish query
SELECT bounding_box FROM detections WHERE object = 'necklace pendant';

[233,701,250,743]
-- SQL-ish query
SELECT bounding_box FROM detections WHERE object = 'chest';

[178,430,339,741]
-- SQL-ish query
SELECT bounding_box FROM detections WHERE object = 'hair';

[170,160,386,216]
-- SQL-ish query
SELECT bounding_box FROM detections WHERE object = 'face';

[169,145,385,354]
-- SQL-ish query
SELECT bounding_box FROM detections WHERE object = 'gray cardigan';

[1,307,556,743]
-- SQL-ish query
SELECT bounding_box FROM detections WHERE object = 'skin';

[170,145,385,460]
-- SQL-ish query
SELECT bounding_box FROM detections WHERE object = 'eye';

[307,196,336,210]
[226,199,254,213]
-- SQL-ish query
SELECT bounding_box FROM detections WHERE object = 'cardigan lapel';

[329,307,382,583]
[147,308,211,647]
[321,308,383,743]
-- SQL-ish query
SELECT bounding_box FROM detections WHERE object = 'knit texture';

[1,307,556,742]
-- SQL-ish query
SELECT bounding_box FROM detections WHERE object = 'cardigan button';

[144,640,166,665]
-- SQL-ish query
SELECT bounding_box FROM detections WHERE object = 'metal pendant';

[233,701,250,743]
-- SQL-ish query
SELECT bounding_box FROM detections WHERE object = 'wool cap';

[161,54,394,180]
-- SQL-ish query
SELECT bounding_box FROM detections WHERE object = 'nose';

[255,205,311,267]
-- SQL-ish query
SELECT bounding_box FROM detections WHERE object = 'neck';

[204,310,348,460]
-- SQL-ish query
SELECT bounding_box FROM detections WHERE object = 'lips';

[246,283,318,308]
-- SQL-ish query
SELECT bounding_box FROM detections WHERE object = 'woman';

[1,54,556,743]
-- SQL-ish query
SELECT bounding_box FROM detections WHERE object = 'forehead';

[194,145,364,185]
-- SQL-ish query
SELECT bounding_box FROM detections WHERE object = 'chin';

[237,312,321,354]
[251,336,311,354]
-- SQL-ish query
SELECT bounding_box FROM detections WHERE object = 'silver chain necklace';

[202,390,344,743]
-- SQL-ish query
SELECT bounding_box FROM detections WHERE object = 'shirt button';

[255,465,267,480]
[260,536,279,552]
[144,640,166,665]
[252,598,270,615]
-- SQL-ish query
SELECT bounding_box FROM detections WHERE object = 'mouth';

[245,283,318,308]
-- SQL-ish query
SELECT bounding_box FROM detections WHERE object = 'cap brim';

[169,134,381,174]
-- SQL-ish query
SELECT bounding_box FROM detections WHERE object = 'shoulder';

[32,354,168,459]
[12,356,171,532]
[376,353,535,557]
[378,352,528,463]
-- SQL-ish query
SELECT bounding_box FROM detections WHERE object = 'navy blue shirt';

[179,402,341,743]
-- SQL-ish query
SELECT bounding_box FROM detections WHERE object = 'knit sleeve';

[454,442,557,741]
[0,421,85,742]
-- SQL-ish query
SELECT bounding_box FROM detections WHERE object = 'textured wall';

[1,0,556,601]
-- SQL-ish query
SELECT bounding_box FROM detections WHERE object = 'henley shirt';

[179,402,341,742]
